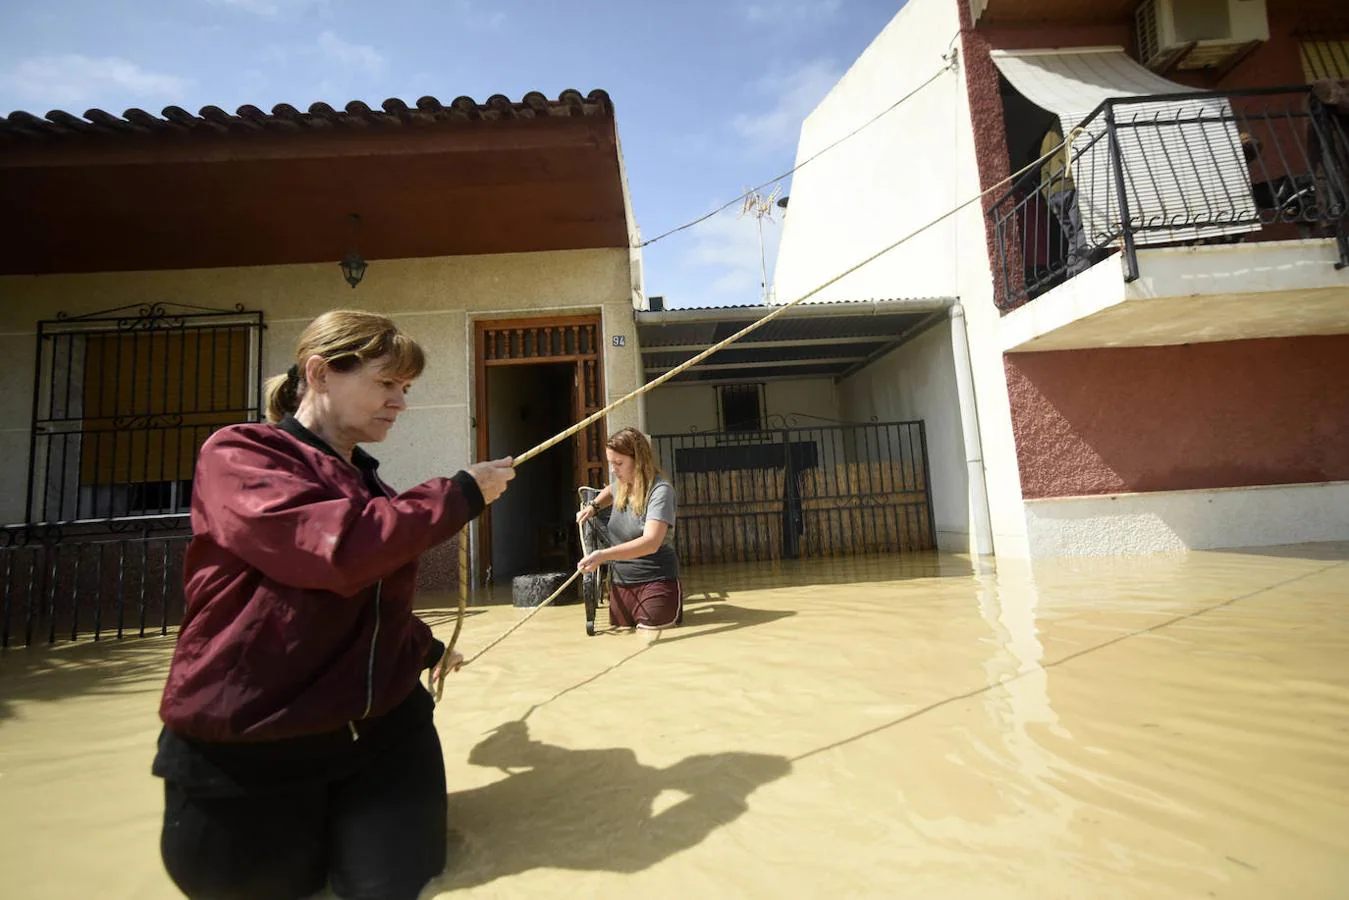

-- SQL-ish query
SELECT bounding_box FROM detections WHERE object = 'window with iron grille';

[718,384,764,432]
[26,304,264,525]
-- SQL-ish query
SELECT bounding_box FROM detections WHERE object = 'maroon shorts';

[609,579,682,629]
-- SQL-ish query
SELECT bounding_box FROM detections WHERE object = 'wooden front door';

[474,315,607,581]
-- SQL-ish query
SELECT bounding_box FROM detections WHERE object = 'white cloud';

[451,0,506,30]
[742,0,841,24]
[732,59,840,152]
[682,205,785,303]
[249,31,387,105]
[0,55,190,110]
[207,0,330,19]
[237,68,268,96]
[210,0,281,14]
[317,31,385,76]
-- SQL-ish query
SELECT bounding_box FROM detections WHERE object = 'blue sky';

[1,0,902,308]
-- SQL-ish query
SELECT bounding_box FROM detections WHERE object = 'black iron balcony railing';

[989,86,1349,310]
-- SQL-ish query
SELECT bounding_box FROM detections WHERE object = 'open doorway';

[474,315,608,585]
[486,363,576,579]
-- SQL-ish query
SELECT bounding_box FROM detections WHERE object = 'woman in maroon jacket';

[153,310,514,900]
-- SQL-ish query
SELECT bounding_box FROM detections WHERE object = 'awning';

[991,47,1257,246]
[635,297,952,384]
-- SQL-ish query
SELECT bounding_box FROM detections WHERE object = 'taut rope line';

[433,571,581,701]
[435,133,1077,688]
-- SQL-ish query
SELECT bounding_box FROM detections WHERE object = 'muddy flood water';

[2,543,1347,899]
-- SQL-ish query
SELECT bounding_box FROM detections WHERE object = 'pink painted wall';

[1006,336,1349,499]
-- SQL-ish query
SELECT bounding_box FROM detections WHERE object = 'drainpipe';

[950,302,994,557]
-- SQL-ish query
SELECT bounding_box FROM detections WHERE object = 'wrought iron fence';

[652,420,935,565]
[2,302,263,646]
[1,519,191,647]
[989,86,1349,309]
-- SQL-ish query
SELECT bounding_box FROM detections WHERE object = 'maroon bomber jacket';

[158,419,483,743]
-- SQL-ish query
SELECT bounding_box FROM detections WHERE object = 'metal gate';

[652,420,935,565]
[3,302,264,646]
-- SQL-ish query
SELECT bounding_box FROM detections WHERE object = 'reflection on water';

[1,544,1346,899]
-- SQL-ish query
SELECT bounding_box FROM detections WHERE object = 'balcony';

[988,86,1349,352]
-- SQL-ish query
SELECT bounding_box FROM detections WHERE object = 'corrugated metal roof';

[638,313,928,350]
[643,344,873,369]
[664,362,859,383]
[636,298,952,354]
[0,89,612,142]
[650,297,948,312]
[637,301,951,384]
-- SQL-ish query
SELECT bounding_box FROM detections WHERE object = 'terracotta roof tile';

[0,89,613,142]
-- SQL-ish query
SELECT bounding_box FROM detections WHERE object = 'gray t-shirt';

[607,477,678,584]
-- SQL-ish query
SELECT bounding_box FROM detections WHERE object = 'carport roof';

[635,297,954,384]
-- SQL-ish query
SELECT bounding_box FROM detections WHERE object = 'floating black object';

[512,572,575,608]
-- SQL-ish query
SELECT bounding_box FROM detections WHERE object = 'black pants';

[1048,187,1090,276]
[160,719,447,900]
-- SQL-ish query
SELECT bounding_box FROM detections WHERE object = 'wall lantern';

[339,213,367,288]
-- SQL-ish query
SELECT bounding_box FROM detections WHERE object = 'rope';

[513,134,1071,469]
[465,570,582,666]
[437,592,468,702]
[433,131,1077,684]
[433,570,581,701]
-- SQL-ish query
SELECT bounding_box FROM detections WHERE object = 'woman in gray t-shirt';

[576,427,681,630]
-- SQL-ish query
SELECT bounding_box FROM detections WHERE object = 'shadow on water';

[0,635,176,723]
[433,719,791,891]
[429,585,800,890]
[654,599,796,646]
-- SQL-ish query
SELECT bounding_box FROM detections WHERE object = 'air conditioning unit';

[1135,0,1269,73]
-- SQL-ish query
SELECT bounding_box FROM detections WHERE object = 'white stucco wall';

[837,319,970,550]
[773,0,965,306]
[1024,481,1349,556]
[644,378,840,437]
[643,384,719,437]
[0,248,640,525]
[771,0,1028,557]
